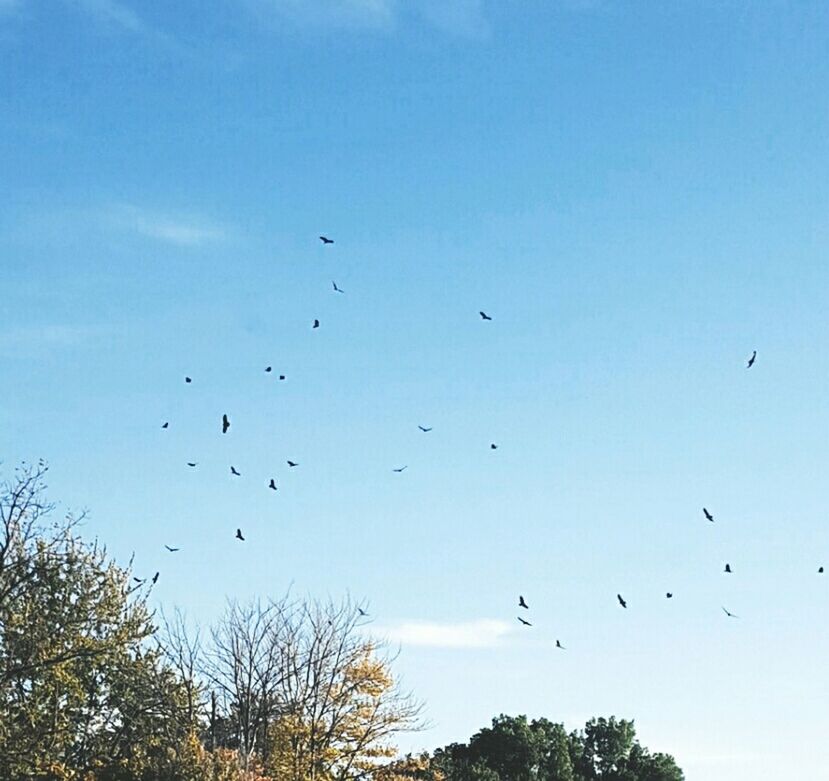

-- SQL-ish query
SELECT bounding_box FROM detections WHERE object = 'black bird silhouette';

[358,607,368,617]
[703,507,714,522]
[617,594,627,608]
[332,281,344,293]
[268,479,277,491]
[724,563,732,573]
[418,426,432,432]
[518,595,529,609]
[133,576,146,584]
[265,366,272,372]
[393,466,408,473]
[313,319,320,329]
[479,311,492,320]
[222,414,230,434]
[555,640,566,650]
[162,422,169,429]
[517,616,532,627]
[185,376,192,383]
[722,606,739,618]
[747,350,757,368]
[235,528,245,541]
[666,592,673,599]
[164,545,180,552]
[151,572,159,585]
[490,443,498,450]
[819,566,824,574]
[187,462,198,468]
[230,466,241,476]
[319,236,334,244]
[287,460,298,467]
[279,375,286,380]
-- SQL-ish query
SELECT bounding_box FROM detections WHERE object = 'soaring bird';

[235,528,245,541]
[666,592,673,599]
[265,366,272,373]
[186,462,198,468]
[313,319,320,329]
[164,545,180,552]
[162,422,169,429]
[555,640,566,650]
[358,607,368,617]
[490,443,498,450]
[222,414,230,434]
[151,572,159,585]
[287,460,299,468]
[230,466,241,476]
[703,508,714,522]
[517,616,532,627]
[185,376,192,383]
[418,426,432,432]
[722,606,739,618]
[518,595,529,609]
[133,577,146,584]
[617,594,627,608]
[279,375,286,380]
[332,281,344,293]
[747,350,757,368]
[820,566,824,574]
[479,311,492,321]
[268,479,277,491]
[319,236,334,244]
[393,466,408,473]
[724,563,732,573]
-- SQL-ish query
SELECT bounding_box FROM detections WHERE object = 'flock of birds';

[138,237,819,650]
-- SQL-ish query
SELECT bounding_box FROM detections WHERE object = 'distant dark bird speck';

[393,466,408,473]
[279,375,286,381]
[265,366,272,373]
[222,414,230,434]
[617,594,627,609]
[358,607,368,617]
[666,592,673,599]
[722,606,739,618]
[490,443,498,450]
[819,566,824,574]
[186,462,198,468]
[724,563,732,573]
[517,616,532,627]
[703,507,714,522]
[268,479,277,491]
[313,319,320,329]
[418,426,432,432]
[287,460,299,467]
[556,640,566,650]
[164,545,180,552]
[162,422,169,429]
[332,281,344,293]
[230,466,241,476]
[747,350,757,368]
[518,595,529,609]
[185,376,192,383]
[133,577,146,584]
[479,311,492,321]
[236,528,245,541]
[151,572,159,585]
[319,236,334,244]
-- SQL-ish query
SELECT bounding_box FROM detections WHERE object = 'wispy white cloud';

[0,324,100,353]
[107,204,227,247]
[377,619,513,649]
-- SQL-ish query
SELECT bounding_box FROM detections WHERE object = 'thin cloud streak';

[108,204,227,247]
[377,619,513,649]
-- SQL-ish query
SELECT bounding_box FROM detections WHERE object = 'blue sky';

[1,1,828,778]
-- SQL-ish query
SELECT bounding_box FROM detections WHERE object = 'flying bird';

[133,577,146,584]
[518,595,529,609]
[186,462,198,468]
[230,466,241,476]
[287,460,298,468]
[151,572,159,585]
[332,281,344,293]
[164,545,180,552]
[235,528,245,541]
[747,350,757,368]
[703,508,714,522]
[222,414,230,434]
[185,376,192,383]
[393,466,408,473]
[358,607,368,617]
[265,366,272,373]
[617,594,627,608]
[319,236,334,244]
[724,563,732,573]
[490,443,498,450]
[479,311,492,321]
[666,592,673,599]
[418,426,432,432]
[268,479,277,491]
[819,566,824,574]
[722,606,739,618]
[555,640,566,650]
[313,319,320,329]
[279,375,286,380]
[517,616,532,627]
[161,422,169,429]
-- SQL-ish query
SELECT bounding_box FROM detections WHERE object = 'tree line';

[0,463,683,780]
